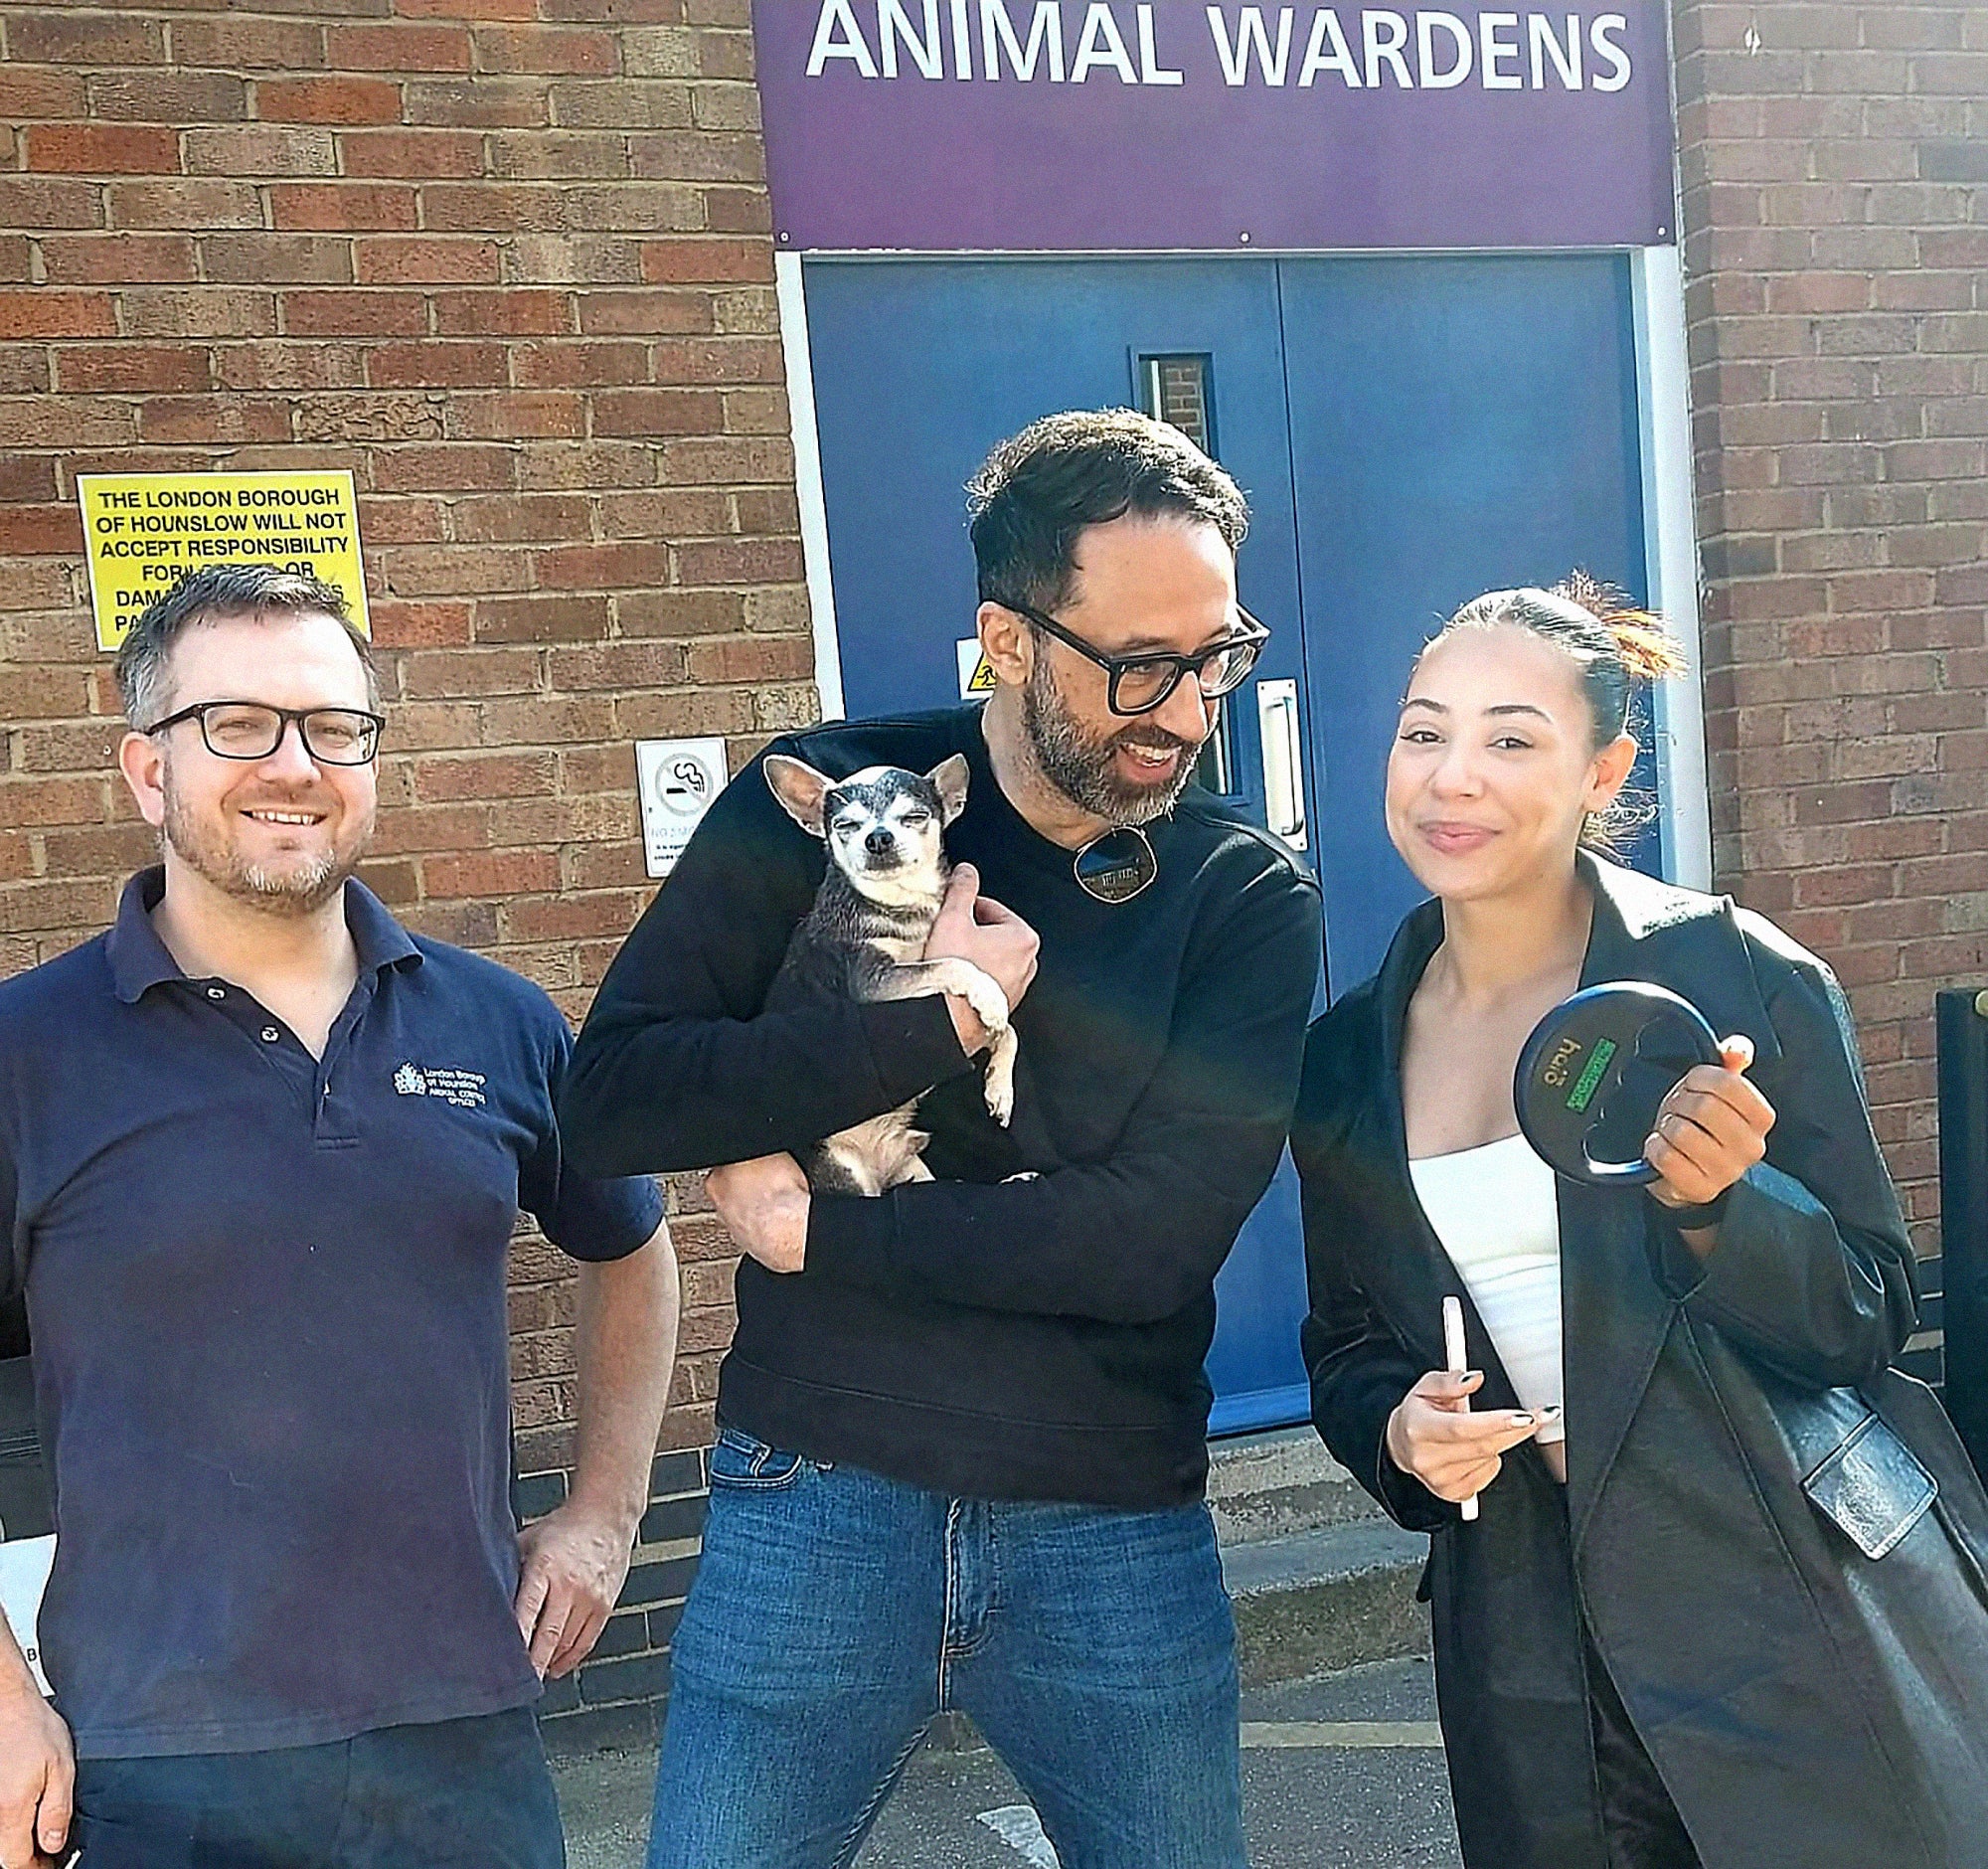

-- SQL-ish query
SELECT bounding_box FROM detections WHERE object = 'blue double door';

[804,254,1652,1433]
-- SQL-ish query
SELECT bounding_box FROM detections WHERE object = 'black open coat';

[1292,857,1988,1869]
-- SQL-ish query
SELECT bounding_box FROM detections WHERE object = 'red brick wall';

[0,1,807,1474]
[1673,0,1988,1251]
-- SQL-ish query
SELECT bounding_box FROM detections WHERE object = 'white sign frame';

[636,737,730,880]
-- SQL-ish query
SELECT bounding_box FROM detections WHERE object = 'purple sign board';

[752,3,1676,253]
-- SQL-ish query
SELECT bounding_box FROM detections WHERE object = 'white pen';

[1442,1294,1480,1522]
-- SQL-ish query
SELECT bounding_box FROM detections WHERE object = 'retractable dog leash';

[1514,982,1722,1186]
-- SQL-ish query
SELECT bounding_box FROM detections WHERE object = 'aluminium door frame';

[774,246,1712,889]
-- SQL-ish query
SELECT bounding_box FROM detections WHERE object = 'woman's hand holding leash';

[1644,1036,1775,1254]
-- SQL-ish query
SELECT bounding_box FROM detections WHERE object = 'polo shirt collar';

[343,878,423,979]
[105,867,422,1005]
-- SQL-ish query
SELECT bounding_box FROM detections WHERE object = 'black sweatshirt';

[562,707,1322,1507]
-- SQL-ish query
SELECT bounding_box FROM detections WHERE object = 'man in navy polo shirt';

[0,565,678,1869]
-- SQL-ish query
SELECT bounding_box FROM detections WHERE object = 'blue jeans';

[71,1708,564,1868]
[645,1429,1246,1869]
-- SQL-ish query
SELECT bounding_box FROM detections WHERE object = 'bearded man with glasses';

[0,564,678,1869]
[564,409,1323,1869]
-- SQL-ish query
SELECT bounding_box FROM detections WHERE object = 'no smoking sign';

[635,737,730,879]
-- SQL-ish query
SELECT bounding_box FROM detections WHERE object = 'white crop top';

[1408,1133,1565,1444]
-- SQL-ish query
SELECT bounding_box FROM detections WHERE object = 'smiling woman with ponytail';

[1291,575,1988,1869]
[1441,572,1683,858]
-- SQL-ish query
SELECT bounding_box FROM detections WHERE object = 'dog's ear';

[927,754,970,827]
[764,755,832,838]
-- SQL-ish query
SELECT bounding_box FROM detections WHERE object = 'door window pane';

[1139,354,1233,793]
[1140,354,1215,455]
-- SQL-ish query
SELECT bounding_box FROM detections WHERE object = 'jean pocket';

[71,1811,189,1869]
[709,1426,811,1490]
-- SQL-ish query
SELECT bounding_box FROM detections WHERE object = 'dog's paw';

[982,1030,1017,1126]
[963,984,1010,1047]
[933,959,1010,1047]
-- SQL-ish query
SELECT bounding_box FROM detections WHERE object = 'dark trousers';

[1585,1641,1702,1869]
[73,1707,565,1869]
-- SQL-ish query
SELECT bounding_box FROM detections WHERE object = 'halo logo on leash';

[1515,983,1721,1186]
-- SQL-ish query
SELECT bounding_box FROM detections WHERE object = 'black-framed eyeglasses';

[1073,825,1158,905]
[145,701,385,767]
[995,595,1270,718]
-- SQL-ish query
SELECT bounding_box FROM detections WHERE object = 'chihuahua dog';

[763,754,1018,1195]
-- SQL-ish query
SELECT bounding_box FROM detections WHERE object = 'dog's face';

[765,755,969,907]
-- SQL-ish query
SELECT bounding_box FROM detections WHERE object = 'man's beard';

[1023,656,1201,826]
[161,772,364,916]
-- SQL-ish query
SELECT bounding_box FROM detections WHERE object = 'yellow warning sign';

[77,470,369,652]
[955,636,999,699]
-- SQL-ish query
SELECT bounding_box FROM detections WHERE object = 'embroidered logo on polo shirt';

[393,1061,487,1108]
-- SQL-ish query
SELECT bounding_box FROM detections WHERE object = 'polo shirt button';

[206,986,225,1001]
[260,1027,280,1043]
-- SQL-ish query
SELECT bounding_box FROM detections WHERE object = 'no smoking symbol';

[656,758,713,816]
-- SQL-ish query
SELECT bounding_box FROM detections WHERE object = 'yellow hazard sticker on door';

[77,470,369,652]
[955,637,998,699]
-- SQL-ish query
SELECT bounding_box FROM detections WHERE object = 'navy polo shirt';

[0,870,663,1760]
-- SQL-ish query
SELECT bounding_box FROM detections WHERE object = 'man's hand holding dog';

[710,865,1038,1274]
[926,863,1040,1055]
[708,1152,811,1274]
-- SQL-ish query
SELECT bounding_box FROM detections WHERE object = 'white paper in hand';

[0,1536,55,1695]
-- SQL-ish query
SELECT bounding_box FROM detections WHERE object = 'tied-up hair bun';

[1426,571,1689,854]
[1550,570,1688,694]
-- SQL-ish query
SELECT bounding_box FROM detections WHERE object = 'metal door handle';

[1256,679,1306,850]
